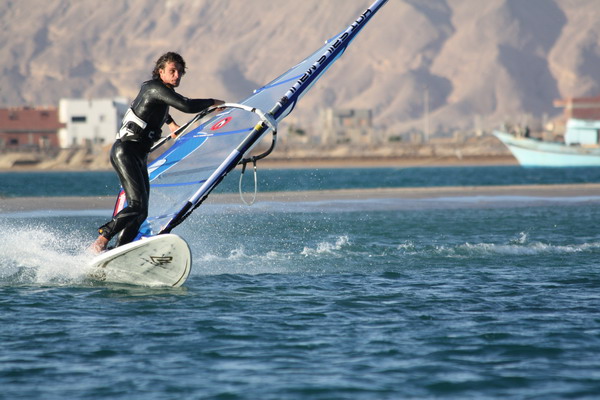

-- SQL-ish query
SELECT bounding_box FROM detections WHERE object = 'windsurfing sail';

[113,0,388,240]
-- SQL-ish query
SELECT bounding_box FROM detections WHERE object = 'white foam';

[301,235,350,257]
[0,222,93,285]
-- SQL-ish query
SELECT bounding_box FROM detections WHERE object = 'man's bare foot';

[89,236,109,254]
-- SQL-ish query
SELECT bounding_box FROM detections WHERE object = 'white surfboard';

[88,234,191,287]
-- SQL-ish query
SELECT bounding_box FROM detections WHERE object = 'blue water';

[2,167,600,399]
[3,165,600,197]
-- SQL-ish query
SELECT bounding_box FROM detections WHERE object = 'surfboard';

[88,234,191,287]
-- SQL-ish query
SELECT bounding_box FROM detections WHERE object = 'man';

[90,52,225,253]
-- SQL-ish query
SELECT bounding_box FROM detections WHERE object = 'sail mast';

[157,0,389,235]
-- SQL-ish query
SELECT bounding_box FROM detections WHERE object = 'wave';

[397,232,600,258]
[2,211,598,286]
[191,235,353,275]
[301,235,351,257]
[0,221,93,285]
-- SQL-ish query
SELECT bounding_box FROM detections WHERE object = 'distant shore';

[258,155,517,169]
[1,155,518,172]
[3,183,600,213]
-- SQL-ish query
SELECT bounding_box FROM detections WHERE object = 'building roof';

[553,95,600,121]
[0,106,65,133]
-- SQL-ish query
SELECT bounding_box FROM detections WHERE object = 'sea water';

[3,165,600,197]
[1,167,600,399]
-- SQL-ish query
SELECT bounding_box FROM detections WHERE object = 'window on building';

[39,136,50,148]
[72,116,87,123]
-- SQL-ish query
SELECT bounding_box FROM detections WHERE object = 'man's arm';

[156,83,221,114]
[166,99,226,139]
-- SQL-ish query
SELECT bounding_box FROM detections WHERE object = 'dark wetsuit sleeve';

[153,84,214,114]
[129,80,216,141]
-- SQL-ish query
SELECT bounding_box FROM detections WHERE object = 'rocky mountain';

[2,0,600,138]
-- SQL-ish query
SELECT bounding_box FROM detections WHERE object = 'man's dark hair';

[152,52,187,80]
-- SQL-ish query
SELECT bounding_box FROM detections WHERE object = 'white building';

[58,98,129,148]
[319,108,374,145]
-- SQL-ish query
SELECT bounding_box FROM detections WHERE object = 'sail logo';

[282,7,373,105]
[211,117,232,131]
[112,190,127,216]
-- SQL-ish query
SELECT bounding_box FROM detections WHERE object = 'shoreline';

[3,183,600,212]
[1,155,518,172]
[254,155,518,169]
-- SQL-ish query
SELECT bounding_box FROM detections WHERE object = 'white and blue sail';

[111,0,388,240]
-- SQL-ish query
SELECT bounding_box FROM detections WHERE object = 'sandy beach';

[255,155,518,169]
[3,183,600,213]
[1,154,518,172]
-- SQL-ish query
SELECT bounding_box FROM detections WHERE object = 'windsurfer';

[90,52,225,253]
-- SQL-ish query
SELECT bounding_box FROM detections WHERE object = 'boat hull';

[493,130,600,167]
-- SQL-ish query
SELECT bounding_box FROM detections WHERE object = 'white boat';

[493,119,600,167]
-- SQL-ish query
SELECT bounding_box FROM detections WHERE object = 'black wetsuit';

[98,79,215,246]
